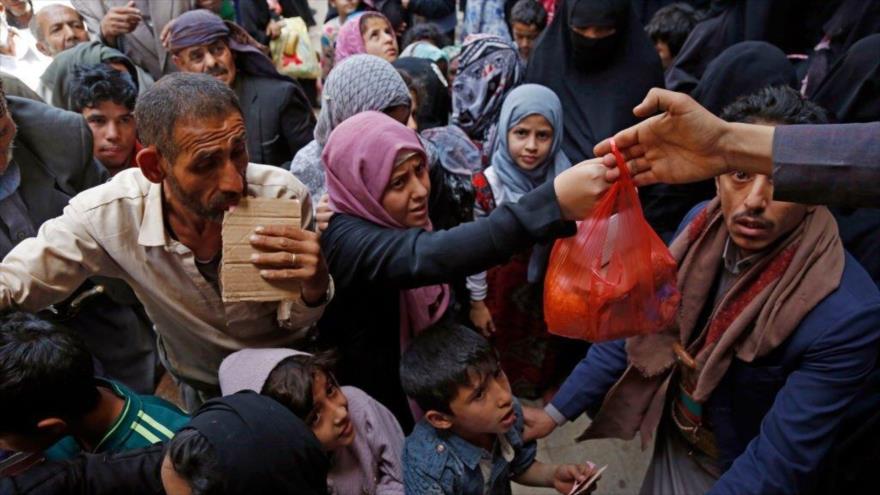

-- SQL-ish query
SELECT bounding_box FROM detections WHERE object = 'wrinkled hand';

[593,88,731,187]
[554,463,596,494]
[249,225,330,304]
[315,194,334,235]
[522,406,558,442]
[100,1,141,44]
[266,19,284,40]
[469,300,496,337]
[553,158,616,221]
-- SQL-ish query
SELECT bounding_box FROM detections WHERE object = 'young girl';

[466,84,575,398]
[321,0,366,79]
[316,110,614,428]
[334,12,399,66]
[219,348,405,495]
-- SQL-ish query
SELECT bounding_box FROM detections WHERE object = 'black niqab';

[188,392,329,494]
[525,0,664,162]
[393,57,452,131]
[812,34,880,123]
[691,41,797,115]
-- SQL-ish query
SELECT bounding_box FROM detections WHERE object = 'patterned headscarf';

[400,41,447,62]
[460,0,513,43]
[316,54,411,146]
[452,35,523,141]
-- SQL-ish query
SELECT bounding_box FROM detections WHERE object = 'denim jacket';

[403,399,537,494]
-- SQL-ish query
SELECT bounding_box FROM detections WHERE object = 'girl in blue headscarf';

[466,83,573,398]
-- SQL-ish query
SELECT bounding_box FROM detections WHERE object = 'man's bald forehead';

[35,4,83,35]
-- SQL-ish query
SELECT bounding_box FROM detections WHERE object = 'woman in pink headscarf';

[333,12,399,66]
[315,110,617,430]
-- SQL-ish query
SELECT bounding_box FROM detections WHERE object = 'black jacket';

[317,181,573,430]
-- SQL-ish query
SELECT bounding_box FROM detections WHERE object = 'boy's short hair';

[69,63,138,114]
[402,22,449,50]
[261,351,338,425]
[720,85,828,126]
[0,312,100,433]
[165,428,223,495]
[510,0,548,30]
[400,323,499,415]
[645,3,699,58]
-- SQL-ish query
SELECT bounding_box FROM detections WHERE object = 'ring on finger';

[290,252,297,266]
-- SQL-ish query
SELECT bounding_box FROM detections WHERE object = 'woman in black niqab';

[525,0,664,163]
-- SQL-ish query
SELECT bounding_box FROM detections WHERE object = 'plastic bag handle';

[610,138,633,187]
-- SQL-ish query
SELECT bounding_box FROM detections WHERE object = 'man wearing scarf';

[165,9,315,168]
[528,86,880,494]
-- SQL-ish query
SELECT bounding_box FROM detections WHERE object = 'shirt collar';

[137,181,169,247]
[92,379,140,453]
[722,237,764,276]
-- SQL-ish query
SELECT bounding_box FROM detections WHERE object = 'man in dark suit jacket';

[0,88,156,394]
[166,9,315,168]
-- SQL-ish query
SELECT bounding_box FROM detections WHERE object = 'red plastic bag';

[544,140,681,342]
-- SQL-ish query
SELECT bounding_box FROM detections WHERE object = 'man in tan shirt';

[0,73,332,410]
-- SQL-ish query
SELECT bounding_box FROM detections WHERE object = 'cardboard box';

[221,197,302,302]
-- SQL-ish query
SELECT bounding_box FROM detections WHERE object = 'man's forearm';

[513,460,556,487]
[721,122,775,176]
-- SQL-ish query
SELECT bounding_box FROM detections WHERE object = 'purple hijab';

[166,9,287,82]
[323,111,450,349]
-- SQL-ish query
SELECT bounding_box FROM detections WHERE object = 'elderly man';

[29,3,90,57]
[0,73,332,411]
[72,0,221,80]
[166,9,315,167]
[527,86,880,494]
[0,81,157,394]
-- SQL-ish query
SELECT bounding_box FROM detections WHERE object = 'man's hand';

[594,88,732,187]
[100,1,141,45]
[553,463,599,494]
[248,225,330,305]
[469,300,495,337]
[266,19,284,40]
[553,158,616,221]
[315,194,334,235]
[522,406,558,442]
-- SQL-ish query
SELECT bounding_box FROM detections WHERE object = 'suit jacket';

[73,0,195,79]
[234,71,315,167]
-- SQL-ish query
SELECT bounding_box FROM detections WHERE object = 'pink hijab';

[322,111,450,350]
[334,12,392,67]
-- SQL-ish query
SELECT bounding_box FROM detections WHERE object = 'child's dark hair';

[399,323,499,415]
[358,12,391,36]
[721,85,828,126]
[0,312,100,434]
[164,428,224,495]
[402,22,449,49]
[645,3,700,58]
[69,63,138,113]
[261,351,338,425]
[510,0,548,30]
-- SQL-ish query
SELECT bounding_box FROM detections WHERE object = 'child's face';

[512,22,541,60]
[654,40,672,69]
[308,371,355,452]
[447,367,516,438]
[331,0,360,19]
[507,114,554,171]
[362,17,398,62]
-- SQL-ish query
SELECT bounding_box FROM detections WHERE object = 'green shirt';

[44,379,189,461]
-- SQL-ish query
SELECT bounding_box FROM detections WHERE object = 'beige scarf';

[578,198,844,446]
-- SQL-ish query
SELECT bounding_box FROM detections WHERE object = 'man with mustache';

[0,73,332,412]
[30,4,90,57]
[526,86,880,494]
[165,9,315,168]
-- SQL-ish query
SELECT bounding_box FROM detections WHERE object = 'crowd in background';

[0,0,878,494]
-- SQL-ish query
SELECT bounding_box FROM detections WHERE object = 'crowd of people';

[0,0,878,494]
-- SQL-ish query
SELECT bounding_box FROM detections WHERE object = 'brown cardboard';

[221,197,302,302]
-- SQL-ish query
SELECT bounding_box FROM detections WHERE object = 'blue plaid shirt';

[403,399,537,495]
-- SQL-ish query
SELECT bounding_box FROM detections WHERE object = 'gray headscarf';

[290,54,410,198]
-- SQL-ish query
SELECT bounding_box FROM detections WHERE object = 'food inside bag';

[544,140,681,342]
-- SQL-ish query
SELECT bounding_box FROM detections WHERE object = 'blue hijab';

[491,84,571,201]
[490,84,571,282]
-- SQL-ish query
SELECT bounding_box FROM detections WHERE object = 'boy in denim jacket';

[400,323,599,494]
